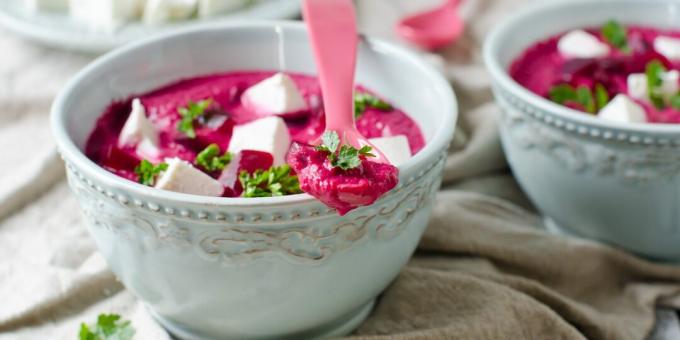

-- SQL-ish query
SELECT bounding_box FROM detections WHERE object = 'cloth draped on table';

[2,0,680,339]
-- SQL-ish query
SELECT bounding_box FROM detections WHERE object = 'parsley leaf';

[548,84,598,114]
[595,83,610,110]
[354,93,393,118]
[195,144,232,172]
[79,314,135,340]
[134,159,168,186]
[239,165,301,198]
[177,99,213,138]
[315,131,341,163]
[335,145,362,170]
[602,20,629,52]
[646,59,667,109]
[576,86,596,113]
[671,93,680,110]
[314,131,376,170]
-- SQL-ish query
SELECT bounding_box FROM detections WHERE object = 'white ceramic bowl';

[484,0,680,262]
[51,22,457,339]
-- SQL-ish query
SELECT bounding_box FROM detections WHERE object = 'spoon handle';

[303,0,358,133]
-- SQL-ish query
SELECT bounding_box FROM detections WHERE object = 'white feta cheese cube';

[242,73,307,116]
[143,0,197,25]
[598,94,647,124]
[119,98,159,148]
[25,0,68,12]
[654,36,680,61]
[69,0,141,33]
[155,158,224,196]
[136,138,161,161]
[228,116,291,166]
[557,30,610,59]
[198,0,247,17]
[627,73,648,102]
[627,71,679,103]
[368,135,412,167]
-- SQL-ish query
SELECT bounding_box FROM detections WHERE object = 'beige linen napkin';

[2,0,680,339]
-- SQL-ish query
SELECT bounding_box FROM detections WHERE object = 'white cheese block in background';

[143,0,198,25]
[118,98,159,149]
[654,36,680,61]
[598,94,648,124]
[557,30,610,59]
[198,0,248,17]
[25,0,68,12]
[368,135,412,167]
[155,158,224,196]
[241,73,307,115]
[69,0,142,32]
[627,71,680,103]
[228,116,291,166]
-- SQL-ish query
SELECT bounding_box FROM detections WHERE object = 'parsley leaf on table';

[195,144,232,172]
[315,131,376,170]
[177,99,213,138]
[134,160,168,186]
[602,20,630,52]
[79,314,135,340]
[646,60,667,109]
[354,93,393,118]
[239,165,301,198]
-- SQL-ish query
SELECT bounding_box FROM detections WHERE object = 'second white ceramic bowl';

[52,22,457,339]
[484,0,680,262]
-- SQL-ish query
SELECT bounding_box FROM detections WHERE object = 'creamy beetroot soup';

[510,21,680,123]
[85,71,425,214]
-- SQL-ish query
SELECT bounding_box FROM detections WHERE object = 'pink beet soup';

[85,71,425,214]
[510,22,680,123]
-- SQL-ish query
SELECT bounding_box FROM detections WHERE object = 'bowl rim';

[51,20,457,208]
[483,0,680,135]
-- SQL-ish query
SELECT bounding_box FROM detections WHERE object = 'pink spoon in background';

[302,0,389,164]
[395,0,465,51]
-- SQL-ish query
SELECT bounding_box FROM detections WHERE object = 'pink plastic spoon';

[302,0,388,163]
[395,0,465,50]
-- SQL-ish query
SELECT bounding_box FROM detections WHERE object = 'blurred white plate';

[0,0,301,53]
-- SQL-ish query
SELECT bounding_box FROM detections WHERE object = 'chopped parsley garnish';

[134,159,168,186]
[79,314,135,340]
[595,83,610,109]
[602,20,629,52]
[177,99,213,138]
[354,93,393,118]
[575,86,596,113]
[549,84,605,114]
[195,144,232,172]
[646,59,667,109]
[671,93,680,110]
[315,131,376,170]
[239,165,301,198]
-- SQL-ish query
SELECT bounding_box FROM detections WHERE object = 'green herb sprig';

[354,93,393,118]
[549,84,610,114]
[602,20,630,53]
[177,99,213,138]
[239,165,301,198]
[594,83,610,110]
[671,94,680,110]
[646,59,668,109]
[134,159,168,186]
[195,144,232,172]
[79,314,135,340]
[315,131,376,170]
